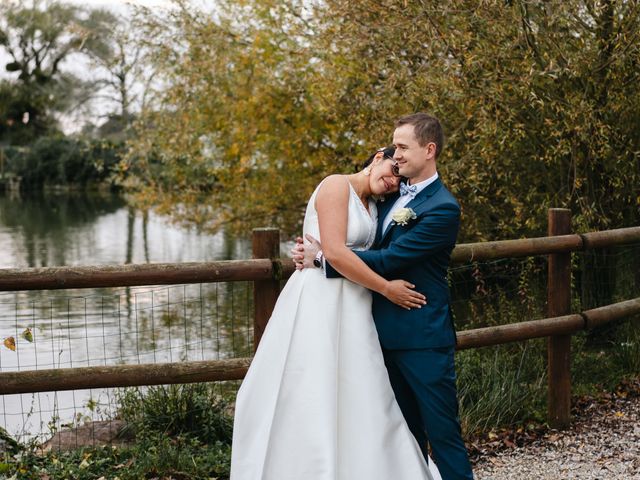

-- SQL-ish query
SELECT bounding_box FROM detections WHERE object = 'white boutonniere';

[391,207,417,226]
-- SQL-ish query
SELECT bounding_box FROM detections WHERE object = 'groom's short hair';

[396,113,444,158]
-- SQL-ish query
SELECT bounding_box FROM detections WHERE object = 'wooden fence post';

[252,228,281,351]
[547,208,572,429]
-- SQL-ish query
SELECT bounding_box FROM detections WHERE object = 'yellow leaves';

[3,337,15,351]
[79,452,92,469]
[123,0,640,240]
[228,143,240,157]
[3,328,34,351]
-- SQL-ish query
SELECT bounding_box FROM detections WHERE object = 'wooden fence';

[0,209,639,429]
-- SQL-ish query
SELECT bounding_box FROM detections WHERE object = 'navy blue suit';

[326,178,474,479]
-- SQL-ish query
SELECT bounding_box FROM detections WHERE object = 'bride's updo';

[361,146,396,170]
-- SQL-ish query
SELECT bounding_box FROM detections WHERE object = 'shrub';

[115,383,234,445]
[4,136,123,188]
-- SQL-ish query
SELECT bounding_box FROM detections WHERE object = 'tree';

[124,0,330,234]
[125,0,640,240]
[85,15,153,141]
[0,0,117,143]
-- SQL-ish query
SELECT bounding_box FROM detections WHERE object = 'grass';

[456,315,640,437]
[457,341,548,434]
[1,275,638,478]
[2,437,230,480]
[116,383,234,445]
[4,318,636,478]
[1,383,234,480]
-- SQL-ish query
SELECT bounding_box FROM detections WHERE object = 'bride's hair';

[361,146,396,170]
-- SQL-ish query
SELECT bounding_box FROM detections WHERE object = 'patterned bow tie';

[399,182,418,198]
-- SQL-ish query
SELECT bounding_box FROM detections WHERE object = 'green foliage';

[3,136,123,187]
[572,318,640,396]
[3,438,231,479]
[0,0,118,143]
[124,0,640,238]
[0,426,20,455]
[457,342,548,434]
[614,318,640,375]
[2,383,235,479]
[116,383,234,445]
[0,79,59,143]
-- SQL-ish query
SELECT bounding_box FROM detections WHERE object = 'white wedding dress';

[231,180,441,480]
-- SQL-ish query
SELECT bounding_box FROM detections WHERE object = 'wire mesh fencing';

[0,242,638,449]
[449,242,640,330]
[0,281,253,446]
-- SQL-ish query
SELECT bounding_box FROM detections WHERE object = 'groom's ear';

[425,142,437,160]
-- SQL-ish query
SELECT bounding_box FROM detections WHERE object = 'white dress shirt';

[381,172,439,233]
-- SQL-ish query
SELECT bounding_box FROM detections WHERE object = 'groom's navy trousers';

[326,178,474,479]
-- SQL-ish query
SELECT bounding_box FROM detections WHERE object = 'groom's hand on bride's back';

[291,234,321,270]
[383,280,427,310]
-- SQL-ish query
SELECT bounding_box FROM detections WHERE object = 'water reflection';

[0,190,253,268]
[0,190,257,440]
[0,191,126,268]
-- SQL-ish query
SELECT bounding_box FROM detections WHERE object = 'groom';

[294,113,474,479]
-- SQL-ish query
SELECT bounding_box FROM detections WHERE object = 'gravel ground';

[472,390,640,479]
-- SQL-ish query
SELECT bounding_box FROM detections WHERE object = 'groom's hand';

[290,234,321,270]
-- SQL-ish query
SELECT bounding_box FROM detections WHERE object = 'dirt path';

[472,382,640,479]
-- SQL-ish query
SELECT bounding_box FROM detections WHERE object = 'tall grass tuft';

[457,341,547,434]
[611,318,640,375]
[116,382,234,444]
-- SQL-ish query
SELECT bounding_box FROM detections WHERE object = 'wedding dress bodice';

[302,179,377,251]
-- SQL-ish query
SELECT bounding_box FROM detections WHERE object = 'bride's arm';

[315,175,425,309]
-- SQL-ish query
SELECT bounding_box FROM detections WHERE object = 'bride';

[231,147,441,479]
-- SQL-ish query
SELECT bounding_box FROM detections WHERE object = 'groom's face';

[392,124,434,180]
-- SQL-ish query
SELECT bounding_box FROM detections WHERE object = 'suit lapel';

[379,178,443,245]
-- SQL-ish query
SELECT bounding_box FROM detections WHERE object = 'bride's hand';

[290,234,321,270]
[382,280,427,310]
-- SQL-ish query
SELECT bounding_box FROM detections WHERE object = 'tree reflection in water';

[0,190,256,441]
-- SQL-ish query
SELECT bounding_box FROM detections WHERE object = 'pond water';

[0,190,286,441]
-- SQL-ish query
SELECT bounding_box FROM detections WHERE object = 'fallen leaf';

[3,337,16,351]
[22,328,33,343]
[503,438,516,448]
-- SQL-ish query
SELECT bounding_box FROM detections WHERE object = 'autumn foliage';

[124,0,640,240]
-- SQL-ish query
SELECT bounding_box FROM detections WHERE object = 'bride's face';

[369,158,402,196]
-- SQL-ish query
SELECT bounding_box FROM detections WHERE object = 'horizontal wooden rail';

[1,297,637,395]
[0,260,279,291]
[0,358,252,395]
[450,226,640,264]
[582,298,640,329]
[455,314,585,350]
[0,226,638,291]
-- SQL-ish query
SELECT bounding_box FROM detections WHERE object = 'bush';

[116,383,234,445]
[2,383,235,480]
[3,438,231,480]
[4,136,123,188]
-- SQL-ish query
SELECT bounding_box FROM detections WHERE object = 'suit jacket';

[326,177,460,349]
